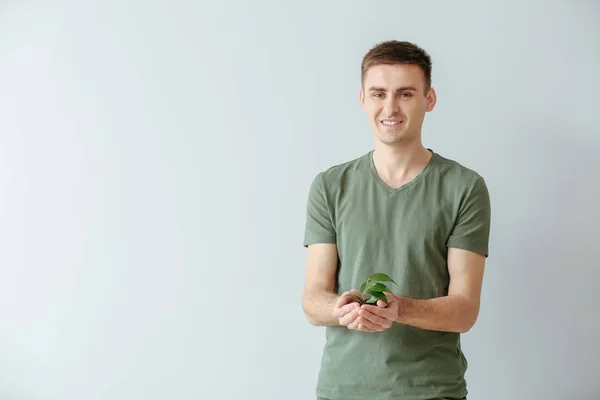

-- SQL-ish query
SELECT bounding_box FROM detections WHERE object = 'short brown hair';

[361,40,432,91]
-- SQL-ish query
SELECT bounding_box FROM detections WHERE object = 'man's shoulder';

[433,151,485,188]
[313,151,370,185]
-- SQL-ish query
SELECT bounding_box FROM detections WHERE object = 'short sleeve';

[446,177,491,257]
[303,172,337,247]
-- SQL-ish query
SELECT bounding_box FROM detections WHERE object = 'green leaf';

[366,290,388,303]
[365,296,379,304]
[351,295,364,304]
[360,282,366,293]
[367,283,391,293]
[368,273,397,285]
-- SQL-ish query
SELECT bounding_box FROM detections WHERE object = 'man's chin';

[374,132,418,147]
[376,132,405,143]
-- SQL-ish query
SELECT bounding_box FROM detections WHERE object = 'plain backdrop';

[1,1,599,399]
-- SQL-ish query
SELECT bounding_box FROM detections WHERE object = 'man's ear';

[359,88,365,109]
[425,87,437,112]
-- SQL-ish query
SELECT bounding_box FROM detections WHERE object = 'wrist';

[392,294,404,322]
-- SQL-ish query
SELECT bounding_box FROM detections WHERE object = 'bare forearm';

[393,294,479,333]
[302,289,340,326]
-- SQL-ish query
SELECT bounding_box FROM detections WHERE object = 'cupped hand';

[332,289,366,330]
[332,289,387,333]
[355,292,398,332]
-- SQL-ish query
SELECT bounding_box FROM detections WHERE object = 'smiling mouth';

[380,120,404,126]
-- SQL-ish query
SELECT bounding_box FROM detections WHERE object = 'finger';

[361,304,386,316]
[361,305,393,324]
[358,310,385,326]
[348,318,376,332]
[345,289,364,300]
[356,316,384,332]
[358,308,387,327]
[361,304,395,328]
[381,292,396,307]
[332,301,360,319]
[331,301,360,319]
[347,311,370,331]
[346,317,359,330]
[335,290,362,308]
[334,294,352,309]
[338,308,359,326]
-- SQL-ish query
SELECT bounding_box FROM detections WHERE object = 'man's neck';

[372,141,432,187]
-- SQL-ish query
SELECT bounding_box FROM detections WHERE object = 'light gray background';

[1,1,599,399]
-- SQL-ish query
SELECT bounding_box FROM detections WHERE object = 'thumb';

[336,290,363,307]
[377,292,396,307]
[348,289,364,301]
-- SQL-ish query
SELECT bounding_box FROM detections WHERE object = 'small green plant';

[352,273,397,305]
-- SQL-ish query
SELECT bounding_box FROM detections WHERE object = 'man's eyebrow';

[368,86,418,92]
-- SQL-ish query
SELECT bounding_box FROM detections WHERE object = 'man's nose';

[383,98,399,115]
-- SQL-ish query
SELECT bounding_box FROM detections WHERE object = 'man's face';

[360,64,436,147]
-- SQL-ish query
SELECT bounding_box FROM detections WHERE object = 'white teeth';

[382,120,401,126]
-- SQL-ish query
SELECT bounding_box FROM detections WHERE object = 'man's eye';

[373,93,383,98]
[400,92,412,98]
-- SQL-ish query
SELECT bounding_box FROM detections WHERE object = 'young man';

[301,41,491,400]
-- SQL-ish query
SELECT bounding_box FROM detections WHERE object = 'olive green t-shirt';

[303,149,491,400]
